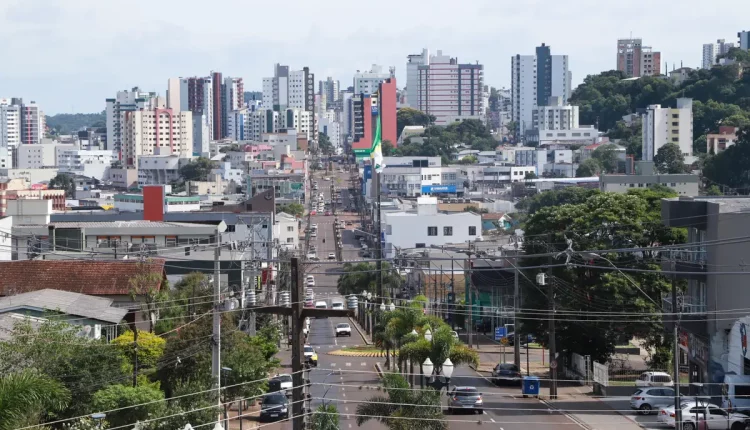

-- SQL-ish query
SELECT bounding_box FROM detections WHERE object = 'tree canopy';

[318,132,334,155]
[277,202,305,218]
[179,157,214,182]
[336,262,402,297]
[49,173,77,197]
[520,189,685,363]
[391,119,497,164]
[653,143,686,173]
[397,107,435,136]
[576,158,601,177]
[703,126,750,190]
[591,144,620,173]
[46,112,105,135]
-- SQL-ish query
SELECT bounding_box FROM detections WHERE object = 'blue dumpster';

[522,376,540,398]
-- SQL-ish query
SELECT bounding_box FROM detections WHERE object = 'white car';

[636,371,674,387]
[331,301,344,310]
[274,374,293,392]
[657,400,749,429]
[311,224,318,230]
[335,323,352,337]
[315,301,327,309]
[328,253,336,260]
[306,275,314,283]
[307,278,315,287]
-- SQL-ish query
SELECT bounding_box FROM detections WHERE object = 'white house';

[275,212,299,250]
[382,196,481,258]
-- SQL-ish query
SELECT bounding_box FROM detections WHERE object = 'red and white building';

[122,108,193,168]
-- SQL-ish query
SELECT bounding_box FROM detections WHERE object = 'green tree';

[0,319,128,418]
[576,158,602,177]
[356,373,446,430]
[703,127,750,190]
[318,132,334,155]
[382,139,395,156]
[515,187,601,216]
[397,108,435,136]
[705,184,723,196]
[49,173,76,197]
[524,172,538,180]
[111,330,166,372]
[91,383,165,429]
[653,143,686,173]
[128,259,167,334]
[277,202,305,218]
[521,190,684,362]
[457,155,477,164]
[179,157,214,182]
[312,403,339,430]
[0,370,71,430]
[45,112,106,135]
[592,144,620,173]
[219,144,241,153]
[336,262,402,297]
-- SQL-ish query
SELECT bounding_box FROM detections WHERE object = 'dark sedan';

[259,393,289,422]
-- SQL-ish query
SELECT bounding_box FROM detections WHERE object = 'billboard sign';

[421,185,457,194]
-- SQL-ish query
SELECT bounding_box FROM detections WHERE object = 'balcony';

[660,246,707,279]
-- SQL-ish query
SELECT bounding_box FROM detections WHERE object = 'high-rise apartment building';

[0,99,21,149]
[406,49,430,109]
[416,51,484,126]
[223,76,244,139]
[122,108,193,168]
[642,98,693,163]
[105,88,160,155]
[718,39,735,56]
[511,43,571,136]
[242,108,312,142]
[261,64,316,140]
[176,76,214,154]
[617,38,662,77]
[353,65,393,95]
[351,78,397,154]
[211,72,223,140]
[532,96,579,130]
[702,43,716,69]
[739,31,750,50]
[319,77,340,104]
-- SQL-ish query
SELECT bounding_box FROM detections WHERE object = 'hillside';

[46,112,105,135]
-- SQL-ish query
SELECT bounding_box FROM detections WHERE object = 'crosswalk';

[328,362,369,367]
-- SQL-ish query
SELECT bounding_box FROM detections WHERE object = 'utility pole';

[548,277,557,399]
[467,247,473,349]
[513,258,521,368]
[290,257,304,430]
[375,170,383,305]
[672,275,682,429]
[212,234,222,408]
[132,327,138,387]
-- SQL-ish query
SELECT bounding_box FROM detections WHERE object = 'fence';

[570,352,590,384]
[593,361,609,387]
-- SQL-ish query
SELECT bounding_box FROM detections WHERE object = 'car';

[346,221,353,226]
[491,363,522,385]
[657,400,749,430]
[446,386,483,414]
[259,393,289,422]
[328,253,336,260]
[303,344,318,366]
[315,300,327,309]
[325,211,332,216]
[310,231,317,238]
[636,371,674,387]
[306,275,314,283]
[331,301,344,310]
[273,373,293,393]
[335,323,352,337]
[311,224,318,230]
[307,278,316,287]
[630,387,676,415]
[310,210,317,215]
[304,299,314,308]
[323,177,331,181]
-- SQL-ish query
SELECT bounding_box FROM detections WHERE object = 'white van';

[722,374,750,412]
[331,300,344,310]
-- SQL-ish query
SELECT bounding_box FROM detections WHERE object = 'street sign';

[500,337,509,346]
[550,360,558,369]
[494,326,506,341]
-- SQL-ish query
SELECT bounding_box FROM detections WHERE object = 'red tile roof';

[0,259,166,296]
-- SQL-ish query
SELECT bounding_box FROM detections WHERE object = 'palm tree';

[399,326,479,387]
[0,370,71,430]
[356,373,447,430]
[311,403,339,430]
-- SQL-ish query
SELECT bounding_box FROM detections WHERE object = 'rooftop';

[15,220,215,229]
[0,259,166,296]
[0,289,128,323]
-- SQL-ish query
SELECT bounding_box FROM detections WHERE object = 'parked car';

[657,400,749,430]
[446,386,483,414]
[259,393,289,422]
[335,323,352,337]
[328,253,336,260]
[325,211,332,216]
[491,363,522,385]
[636,371,674,387]
[630,387,675,414]
[303,345,318,366]
[272,374,293,394]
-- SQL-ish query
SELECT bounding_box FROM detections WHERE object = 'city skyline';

[1,0,749,113]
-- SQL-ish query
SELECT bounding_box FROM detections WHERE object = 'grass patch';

[341,346,385,354]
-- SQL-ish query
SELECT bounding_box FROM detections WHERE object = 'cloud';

[0,0,748,113]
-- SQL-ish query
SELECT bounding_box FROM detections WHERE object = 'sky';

[1,0,749,114]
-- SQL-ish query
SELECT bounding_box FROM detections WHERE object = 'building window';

[427,226,438,236]
[468,226,477,236]
[287,226,294,232]
[444,226,453,236]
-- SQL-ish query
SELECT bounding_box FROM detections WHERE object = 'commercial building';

[532,96,579,130]
[706,126,739,154]
[599,161,699,196]
[262,64,315,114]
[17,143,75,169]
[641,98,694,163]
[105,88,161,154]
[275,211,299,250]
[319,77,340,105]
[0,178,65,216]
[660,196,750,396]
[0,100,21,161]
[136,154,193,186]
[382,196,482,258]
[617,38,661,77]
[351,78,397,153]
[416,50,484,126]
[176,76,214,153]
[56,149,115,181]
[512,44,571,137]
[353,65,393,95]
[739,31,750,50]
[406,49,430,109]
[114,194,201,213]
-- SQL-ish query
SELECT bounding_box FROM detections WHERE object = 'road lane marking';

[345,407,349,412]
[331,363,336,367]
[361,362,366,366]
[345,362,351,367]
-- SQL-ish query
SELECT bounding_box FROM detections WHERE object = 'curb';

[375,362,384,378]
[539,398,593,430]
[349,316,371,345]
[327,350,387,357]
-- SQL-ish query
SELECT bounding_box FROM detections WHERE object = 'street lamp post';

[221,367,233,430]
[422,357,454,391]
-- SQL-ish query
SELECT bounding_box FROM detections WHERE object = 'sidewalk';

[541,386,647,430]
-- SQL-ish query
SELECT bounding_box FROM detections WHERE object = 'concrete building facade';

[406,49,430,109]
[122,109,193,168]
[106,88,161,155]
[641,98,693,163]
[417,51,484,126]
[353,65,392,95]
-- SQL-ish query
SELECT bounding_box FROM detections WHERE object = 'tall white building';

[227,108,249,141]
[406,49,430,109]
[177,76,214,155]
[318,116,342,148]
[106,88,161,154]
[122,108,193,168]
[1,98,44,151]
[262,64,315,112]
[341,92,354,138]
[223,76,244,139]
[641,98,694,163]
[245,109,280,141]
[416,50,484,126]
[56,149,115,180]
[0,100,21,152]
[512,43,571,138]
[319,77,340,104]
[280,108,312,140]
[353,65,392,95]
[532,96,579,130]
